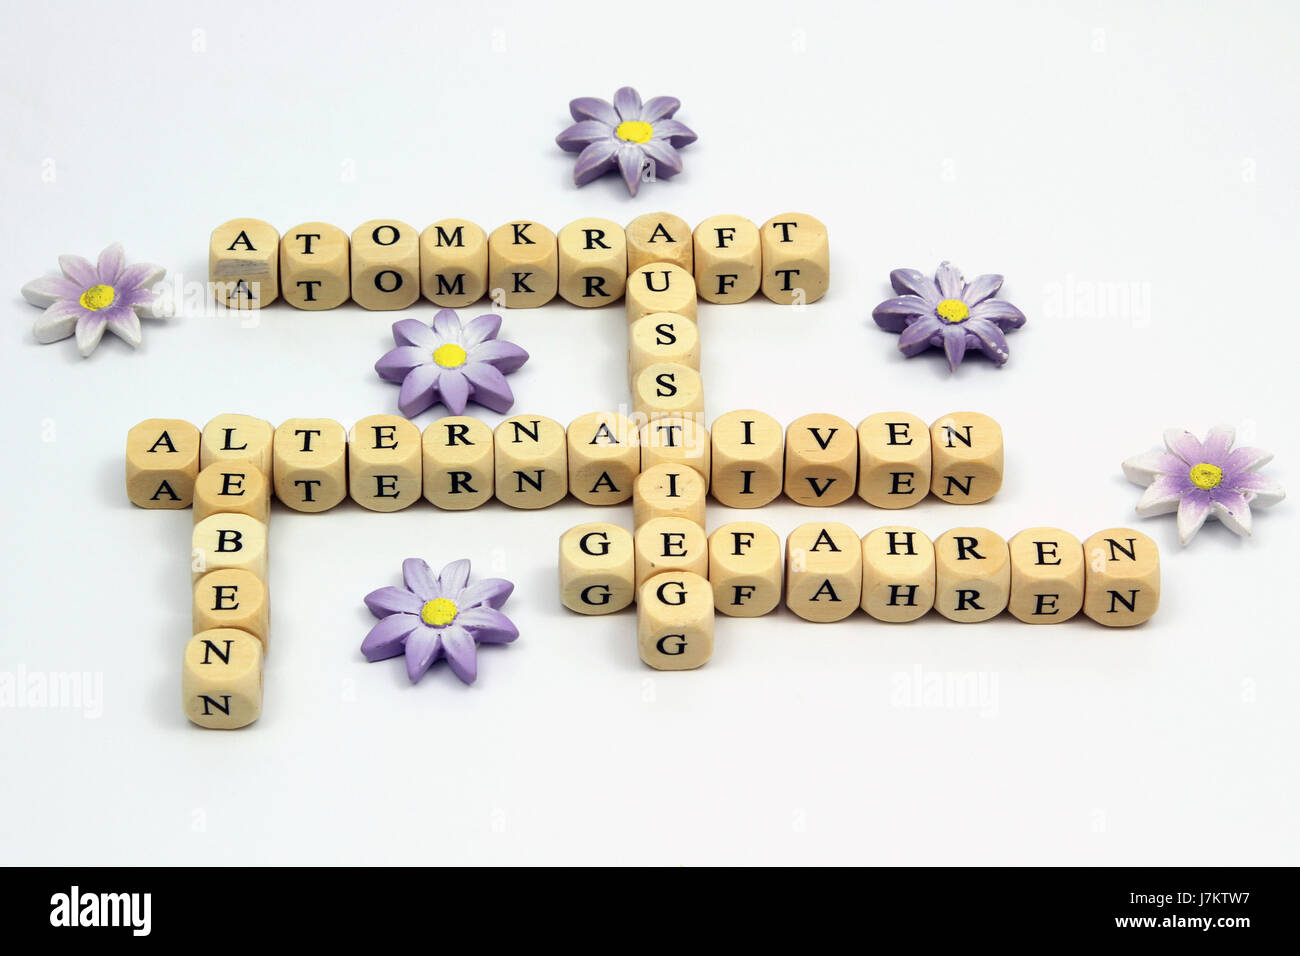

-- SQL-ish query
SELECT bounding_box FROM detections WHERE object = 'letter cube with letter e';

[182,628,263,730]
[1008,527,1084,624]
[191,513,267,584]
[192,461,270,524]
[930,412,1003,504]
[785,413,857,507]
[710,410,783,508]
[857,412,931,509]
[761,213,829,305]
[785,522,862,622]
[709,522,782,617]
[694,214,761,304]
[638,571,714,670]
[934,527,1010,622]
[273,418,347,513]
[494,415,568,509]
[422,416,494,510]
[209,217,279,308]
[193,569,269,647]
[349,415,421,512]
[126,418,200,509]
[1083,528,1160,626]
[351,220,420,310]
[421,219,488,308]
[488,221,558,308]
[280,222,350,310]
[634,517,708,589]
[559,523,635,615]
[861,526,935,622]
[558,217,627,307]
[625,211,693,272]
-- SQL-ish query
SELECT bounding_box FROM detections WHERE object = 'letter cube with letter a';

[638,571,714,670]
[126,418,200,509]
[625,211,693,272]
[785,522,862,622]
[209,218,279,308]
[559,523,635,615]
[1083,528,1160,626]
[182,629,263,729]
[567,412,638,505]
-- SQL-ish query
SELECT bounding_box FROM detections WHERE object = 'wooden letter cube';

[693,214,761,304]
[626,211,694,272]
[350,219,420,310]
[279,222,350,310]
[857,412,931,509]
[761,213,829,305]
[861,526,935,622]
[201,413,274,475]
[272,418,347,513]
[710,410,783,509]
[1008,527,1084,624]
[930,412,1003,504]
[193,569,269,647]
[634,517,708,589]
[627,312,700,386]
[638,571,714,670]
[634,463,707,528]
[191,513,267,584]
[934,527,1010,622]
[785,413,857,507]
[192,461,270,524]
[494,415,567,509]
[785,522,862,622]
[349,415,421,512]
[709,522,782,617]
[639,416,709,483]
[422,416,493,510]
[626,263,697,323]
[488,221,558,308]
[1082,528,1160,627]
[209,217,279,308]
[182,629,263,729]
[559,523,635,615]
[567,412,638,505]
[420,219,488,308]
[633,363,704,421]
[126,418,200,509]
[558,218,627,307]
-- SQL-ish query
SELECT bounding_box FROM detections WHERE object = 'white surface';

[2,0,1298,865]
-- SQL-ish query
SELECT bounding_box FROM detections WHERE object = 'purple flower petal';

[897,315,943,356]
[462,362,515,412]
[438,369,470,415]
[75,313,107,357]
[96,243,125,284]
[392,318,438,348]
[969,299,1026,329]
[617,146,644,196]
[440,625,478,684]
[1223,445,1272,475]
[120,286,159,308]
[613,86,643,122]
[1211,494,1253,537]
[404,627,443,682]
[32,300,83,344]
[1122,448,1185,485]
[402,558,439,600]
[376,346,430,383]
[1233,472,1286,507]
[461,313,502,347]
[116,261,163,294]
[640,96,680,121]
[21,274,82,305]
[1163,428,1205,465]
[1200,425,1235,465]
[364,585,424,618]
[105,307,142,349]
[58,254,96,288]
[963,317,1010,365]
[467,339,528,373]
[962,273,1004,305]
[556,120,613,152]
[1136,474,1185,515]
[872,295,933,332]
[935,261,965,299]
[573,139,620,186]
[569,96,618,126]
[941,325,968,370]
[456,606,519,644]
[1176,492,1211,544]
[439,559,472,595]
[458,578,514,610]
[640,138,683,178]
[889,269,941,306]
[361,613,420,661]
[651,119,696,148]
[398,364,441,418]
[431,308,463,342]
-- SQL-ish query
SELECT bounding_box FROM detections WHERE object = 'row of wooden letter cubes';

[126,409,1003,515]
[208,212,827,311]
[564,523,1160,670]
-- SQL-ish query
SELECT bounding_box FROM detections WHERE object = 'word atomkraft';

[49,886,151,936]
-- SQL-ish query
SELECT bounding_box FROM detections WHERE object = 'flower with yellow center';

[78,284,116,311]
[420,598,459,628]
[614,120,654,144]
[432,343,467,369]
[935,298,970,324]
[1188,463,1223,490]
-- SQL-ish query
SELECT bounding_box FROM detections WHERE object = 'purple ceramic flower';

[362,558,518,684]
[872,262,1026,370]
[375,309,528,418]
[556,86,697,196]
[21,243,166,357]
[1123,426,1285,545]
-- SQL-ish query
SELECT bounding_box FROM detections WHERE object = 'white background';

[2,0,1297,865]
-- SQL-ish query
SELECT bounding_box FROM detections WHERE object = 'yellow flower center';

[433,343,467,368]
[936,298,969,324]
[79,284,116,311]
[615,120,654,144]
[420,598,458,627]
[1188,462,1223,490]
